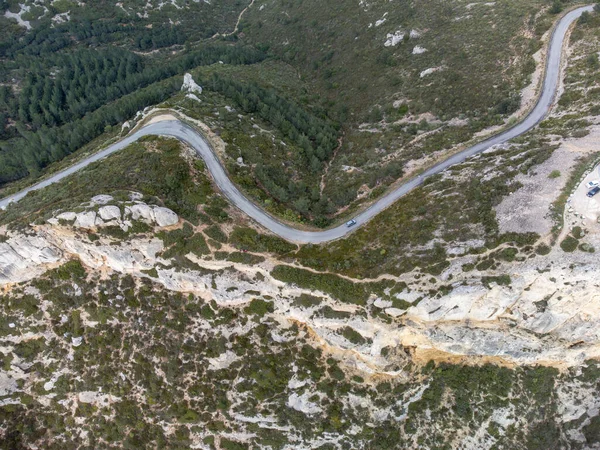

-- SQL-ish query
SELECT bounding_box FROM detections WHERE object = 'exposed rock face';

[3,213,600,370]
[182,73,202,95]
[0,372,19,397]
[125,204,155,223]
[53,194,178,231]
[121,204,179,227]
[78,391,121,405]
[56,212,77,221]
[0,234,62,284]
[90,195,114,205]
[287,392,322,415]
[3,196,600,371]
[60,235,164,273]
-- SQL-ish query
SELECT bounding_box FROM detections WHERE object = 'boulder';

[74,211,97,229]
[127,204,155,223]
[385,308,406,317]
[374,298,393,309]
[153,207,178,227]
[56,212,77,221]
[98,205,121,221]
[90,195,113,205]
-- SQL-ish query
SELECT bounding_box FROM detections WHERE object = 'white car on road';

[586,180,599,189]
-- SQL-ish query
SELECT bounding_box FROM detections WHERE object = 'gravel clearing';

[496,124,600,235]
[495,147,577,235]
[569,161,600,228]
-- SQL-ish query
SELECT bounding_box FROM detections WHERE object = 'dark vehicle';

[587,186,600,198]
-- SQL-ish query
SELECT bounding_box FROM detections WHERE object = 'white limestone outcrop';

[3,194,600,369]
[52,194,178,231]
[153,207,179,227]
[98,206,121,221]
[126,204,155,223]
[0,234,62,284]
[182,73,202,95]
[74,211,97,229]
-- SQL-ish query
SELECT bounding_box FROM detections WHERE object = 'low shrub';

[226,252,265,265]
[271,265,368,305]
[204,225,228,243]
[230,227,297,255]
[340,327,367,345]
[244,299,274,317]
[535,244,551,255]
[481,275,511,288]
[572,226,584,239]
[53,259,87,281]
[560,236,579,253]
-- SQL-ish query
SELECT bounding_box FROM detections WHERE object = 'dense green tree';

[0,44,265,185]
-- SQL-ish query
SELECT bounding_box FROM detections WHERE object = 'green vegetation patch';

[535,243,552,255]
[0,41,265,185]
[271,265,368,305]
[160,222,210,259]
[229,227,297,255]
[0,137,215,227]
[340,327,368,346]
[481,275,512,288]
[204,225,228,243]
[292,293,324,308]
[319,306,352,320]
[560,235,579,253]
[244,299,274,317]
[224,252,265,265]
[52,259,87,281]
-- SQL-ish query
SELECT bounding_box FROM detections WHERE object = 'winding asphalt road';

[0,5,593,243]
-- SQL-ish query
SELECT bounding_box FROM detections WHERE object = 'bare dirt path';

[211,0,256,39]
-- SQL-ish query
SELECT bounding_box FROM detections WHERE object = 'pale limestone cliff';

[2,212,600,370]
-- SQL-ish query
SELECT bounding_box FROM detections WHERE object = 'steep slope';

[1,134,600,448]
[3,2,600,449]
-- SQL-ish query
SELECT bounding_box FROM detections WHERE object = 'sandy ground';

[495,146,578,235]
[495,123,600,235]
[146,113,179,125]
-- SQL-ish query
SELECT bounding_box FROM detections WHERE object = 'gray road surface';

[0,5,593,243]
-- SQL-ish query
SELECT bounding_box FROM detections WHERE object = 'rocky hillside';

[1,128,600,447]
[3,2,600,449]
